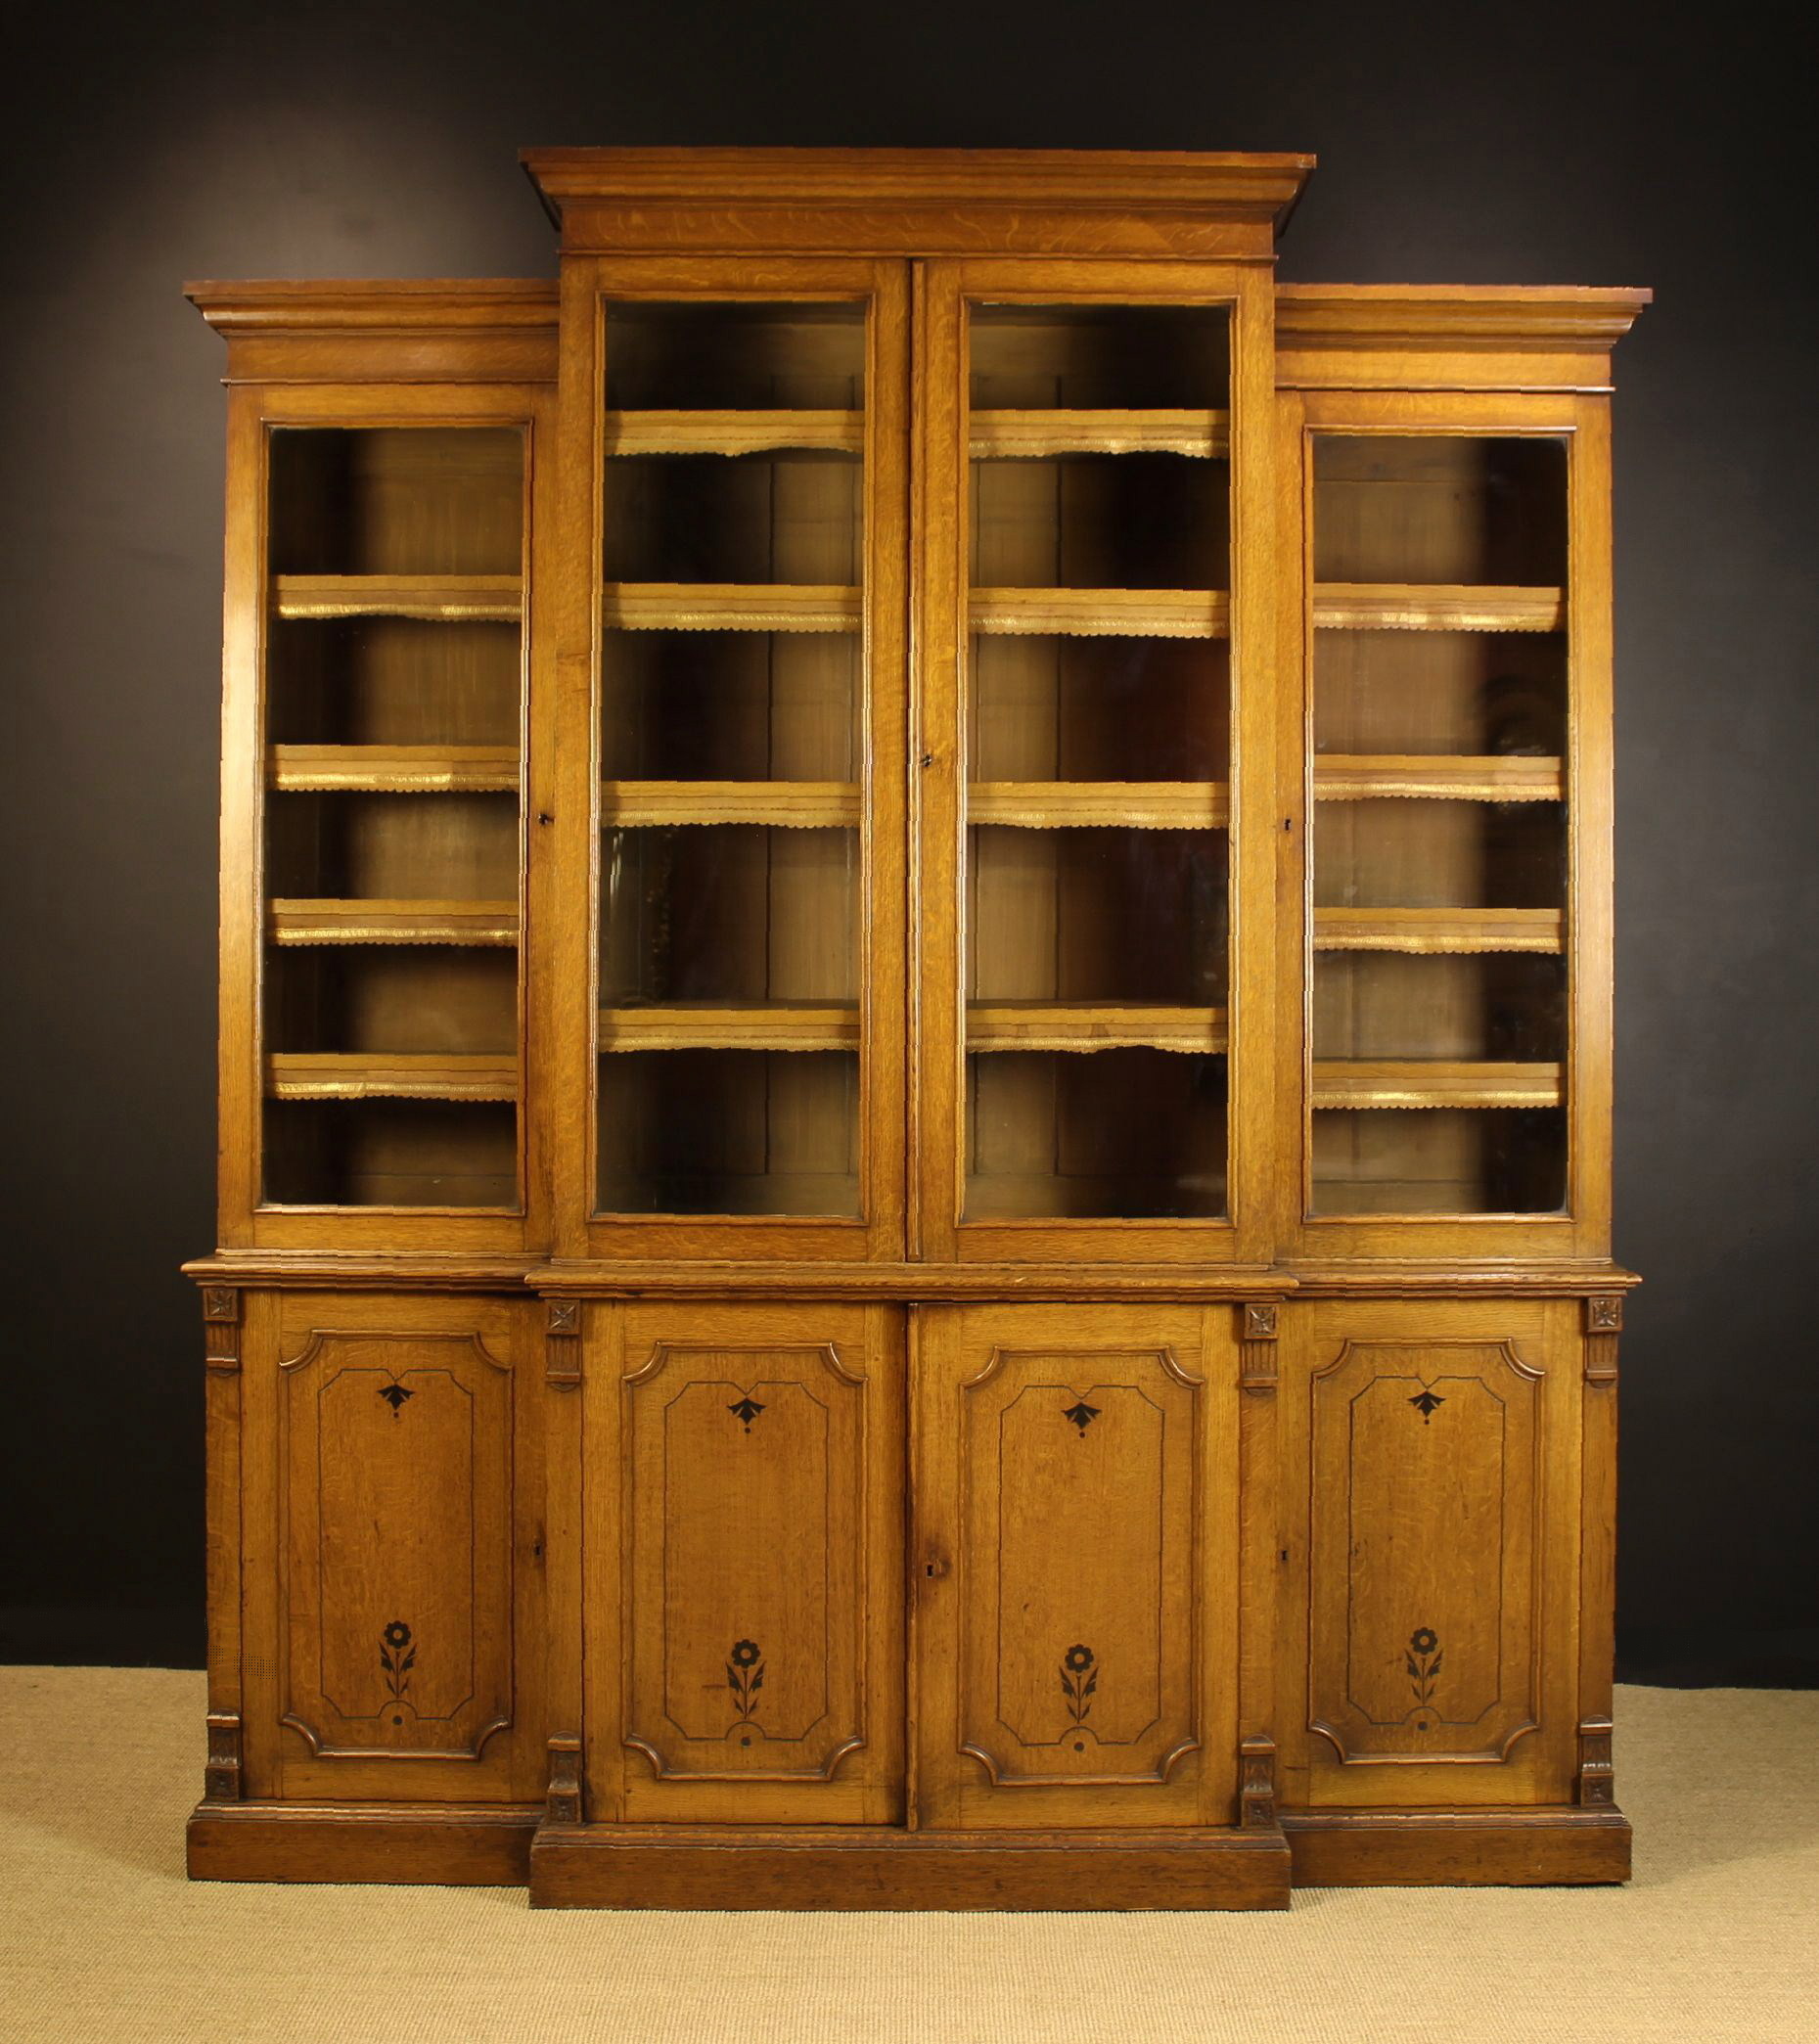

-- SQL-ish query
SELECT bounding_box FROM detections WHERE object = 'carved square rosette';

[202,1285,242,1373]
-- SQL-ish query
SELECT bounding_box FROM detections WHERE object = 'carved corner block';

[1583,1295,1621,1387]
[546,1733,584,1825]
[1240,1300,1281,1394]
[545,1298,581,1390]
[204,1709,244,1802]
[1575,1716,1615,1807]
[201,1286,242,1373]
[1239,1735,1279,1829]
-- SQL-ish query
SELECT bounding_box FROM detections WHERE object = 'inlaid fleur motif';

[378,1381,414,1418]
[727,1639,764,1720]
[1062,1399,1101,1434]
[381,1620,416,1713]
[727,1395,765,1431]
[1408,1388,1444,1423]
[1061,1644,1099,1723]
[1406,1626,1442,1707]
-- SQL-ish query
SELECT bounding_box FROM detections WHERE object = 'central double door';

[561,253,1274,1266]
[577,1297,1245,1830]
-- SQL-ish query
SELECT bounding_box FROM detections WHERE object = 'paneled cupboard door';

[913,1304,1239,1828]
[913,261,1279,1263]
[238,1290,547,1805]
[583,1299,904,1825]
[1277,1296,1581,1810]
[560,259,909,1260]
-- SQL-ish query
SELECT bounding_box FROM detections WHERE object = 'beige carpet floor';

[1,1670,1815,2043]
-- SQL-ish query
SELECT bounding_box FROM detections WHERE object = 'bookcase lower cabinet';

[1274,1295,1631,1885]
[186,1289,550,1885]
[527,1295,1289,1909]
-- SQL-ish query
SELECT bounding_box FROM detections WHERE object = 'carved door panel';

[1282,1296,1579,1809]
[239,1290,539,1804]
[587,1299,904,1825]
[915,1303,1238,1829]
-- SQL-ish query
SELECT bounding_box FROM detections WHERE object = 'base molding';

[1282,1804,1632,1886]
[186,1799,538,1885]
[529,1821,1292,1910]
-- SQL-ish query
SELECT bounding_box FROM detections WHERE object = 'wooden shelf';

[969,1003,1228,1054]
[1314,907,1564,955]
[268,745,520,795]
[970,587,1229,639]
[599,1003,860,1052]
[970,409,1229,460]
[969,782,1229,830]
[271,574,523,621]
[1312,1060,1562,1110]
[601,781,860,829]
[604,409,864,456]
[1314,754,1563,803]
[1312,584,1565,633]
[265,1052,518,1102]
[267,898,521,947]
[602,583,861,633]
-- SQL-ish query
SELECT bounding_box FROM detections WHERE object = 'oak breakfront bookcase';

[183,148,1648,1909]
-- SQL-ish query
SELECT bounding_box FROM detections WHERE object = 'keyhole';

[742,1734,751,1748]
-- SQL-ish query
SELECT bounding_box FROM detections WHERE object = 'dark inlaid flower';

[1410,1627,1437,1656]
[1064,1644,1095,1672]
[384,1621,413,1650]
[729,1639,761,1668]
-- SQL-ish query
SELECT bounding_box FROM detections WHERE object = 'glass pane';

[261,426,525,1209]
[1309,433,1569,1216]
[597,299,867,1218]
[963,302,1232,1222]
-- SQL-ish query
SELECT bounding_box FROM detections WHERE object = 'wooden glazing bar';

[601,583,861,632]
[969,587,1229,639]
[969,409,1229,459]
[267,745,520,794]
[599,781,860,829]
[1313,755,1563,803]
[1312,907,1564,954]
[264,1052,519,1101]
[969,782,1229,830]
[270,574,523,621]
[603,409,864,456]
[1312,584,1565,632]
[968,1003,1228,1054]
[267,898,521,947]
[598,1003,861,1052]
[1310,1060,1563,1110]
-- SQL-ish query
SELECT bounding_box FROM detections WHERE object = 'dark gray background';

[3,1,1813,1679]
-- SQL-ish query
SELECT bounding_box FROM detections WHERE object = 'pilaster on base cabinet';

[186,146,1645,1904]
[1276,1296,1631,1885]
[186,1290,551,1885]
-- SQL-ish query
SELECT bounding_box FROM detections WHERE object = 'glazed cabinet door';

[1278,1295,1581,1809]
[914,1303,1239,1828]
[914,259,1279,1265]
[560,257,910,1261]
[238,1289,546,1804]
[581,1299,904,1824]
[1278,387,1612,1260]
[218,379,555,1255]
